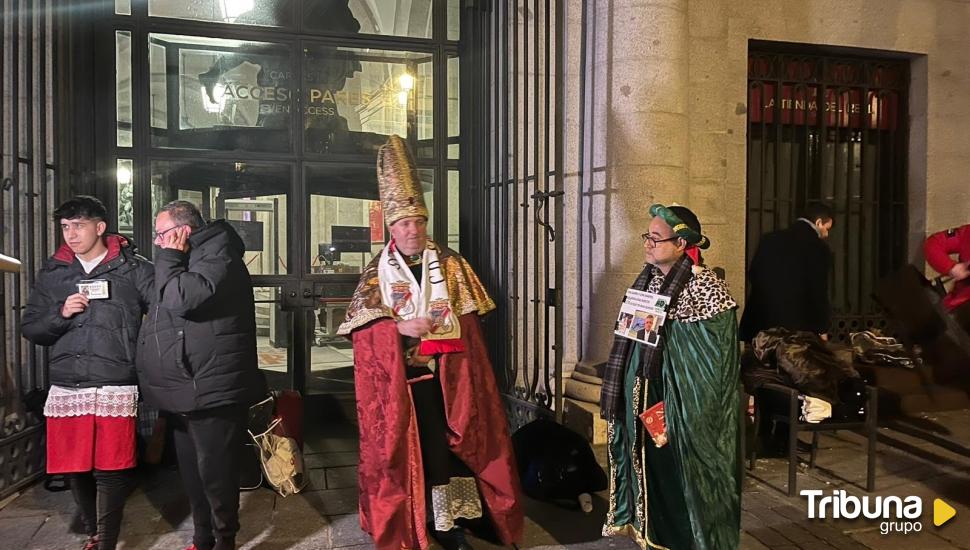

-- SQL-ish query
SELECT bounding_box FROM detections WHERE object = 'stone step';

[562,397,608,445]
[898,385,970,415]
[574,362,605,379]
[564,377,601,404]
[855,362,970,414]
[855,363,935,395]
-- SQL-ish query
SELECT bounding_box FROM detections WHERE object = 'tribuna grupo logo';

[801,490,957,535]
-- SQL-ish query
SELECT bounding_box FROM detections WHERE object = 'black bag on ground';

[512,417,607,507]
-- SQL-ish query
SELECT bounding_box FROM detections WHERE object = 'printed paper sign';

[614,288,669,346]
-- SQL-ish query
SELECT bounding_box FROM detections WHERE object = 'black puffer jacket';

[137,220,266,413]
[21,235,154,387]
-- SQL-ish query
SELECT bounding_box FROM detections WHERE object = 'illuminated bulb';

[117,165,132,185]
[223,0,255,20]
[201,83,227,113]
[398,73,415,90]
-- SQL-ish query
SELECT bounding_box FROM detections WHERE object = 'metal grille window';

[747,47,909,341]
[1,0,59,499]
[463,0,565,426]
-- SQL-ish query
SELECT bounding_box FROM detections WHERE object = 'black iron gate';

[747,46,909,342]
[1,0,62,499]
[462,0,565,427]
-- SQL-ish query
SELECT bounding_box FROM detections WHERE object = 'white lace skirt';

[44,385,139,418]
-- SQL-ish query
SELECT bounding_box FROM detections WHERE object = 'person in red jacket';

[924,224,970,331]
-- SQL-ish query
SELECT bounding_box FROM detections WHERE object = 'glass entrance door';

[102,1,462,411]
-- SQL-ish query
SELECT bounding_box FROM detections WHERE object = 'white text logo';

[801,490,924,535]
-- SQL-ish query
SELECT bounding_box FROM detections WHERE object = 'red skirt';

[47,415,136,473]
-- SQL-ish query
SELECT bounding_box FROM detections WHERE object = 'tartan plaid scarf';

[599,255,695,421]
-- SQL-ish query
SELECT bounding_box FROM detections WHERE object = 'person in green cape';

[599,204,741,549]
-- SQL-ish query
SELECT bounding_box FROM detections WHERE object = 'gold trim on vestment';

[602,370,670,550]
[337,241,494,335]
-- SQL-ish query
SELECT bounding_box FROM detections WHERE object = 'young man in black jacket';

[22,196,154,550]
[137,200,265,550]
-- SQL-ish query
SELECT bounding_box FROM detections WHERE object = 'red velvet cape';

[352,313,523,550]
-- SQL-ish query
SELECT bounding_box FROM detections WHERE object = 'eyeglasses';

[153,225,183,240]
[641,233,680,246]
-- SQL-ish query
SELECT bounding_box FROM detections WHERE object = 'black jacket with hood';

[21,234,154,387]
[136,219,266,413]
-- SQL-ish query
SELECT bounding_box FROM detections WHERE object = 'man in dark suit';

[740,203,835,458]
[740,203,834,342]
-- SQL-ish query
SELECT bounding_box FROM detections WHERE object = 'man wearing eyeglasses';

[601,204,741,549]
[137,200,265,550]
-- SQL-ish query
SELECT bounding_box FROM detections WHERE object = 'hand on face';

[154,212,191,252]
[161,226,190,252]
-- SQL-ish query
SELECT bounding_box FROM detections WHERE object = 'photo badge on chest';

[77,279,110,300]
[614,288,669,347]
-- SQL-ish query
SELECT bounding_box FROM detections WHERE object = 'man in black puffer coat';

[137,200,265,550]
[22,196,153,550]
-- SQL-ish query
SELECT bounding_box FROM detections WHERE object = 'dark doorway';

[747,44,909,341]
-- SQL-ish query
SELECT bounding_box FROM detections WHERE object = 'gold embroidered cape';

[337,241,495,335]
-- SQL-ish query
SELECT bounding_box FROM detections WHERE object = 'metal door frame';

[1,0,64,499]
[87,1,462,403]
[463,0,566,427]
[746,43,910,342]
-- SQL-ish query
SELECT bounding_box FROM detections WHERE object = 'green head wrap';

[648,203,710,249]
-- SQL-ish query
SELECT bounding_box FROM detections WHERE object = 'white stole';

[378,241,461,345]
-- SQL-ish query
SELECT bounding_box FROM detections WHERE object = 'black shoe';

[433,527,473,550]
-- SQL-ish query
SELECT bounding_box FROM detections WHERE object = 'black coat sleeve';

[134,258,155,315]
[807,244,832,334]
[738,238,770,341]
[155,247,230,317]
[21,271,73,346]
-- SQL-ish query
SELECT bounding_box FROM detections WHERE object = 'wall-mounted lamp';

[399,73,415,91]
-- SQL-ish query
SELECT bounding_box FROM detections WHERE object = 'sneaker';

[81,535,99,550]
